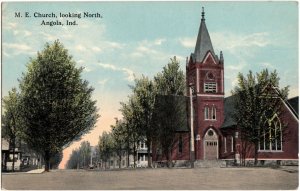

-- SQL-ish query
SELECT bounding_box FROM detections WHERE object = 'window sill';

[258,150,283,153]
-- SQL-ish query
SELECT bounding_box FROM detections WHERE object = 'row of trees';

[65,141,92,169]
[94,56,186,168]
[2,41,99,171]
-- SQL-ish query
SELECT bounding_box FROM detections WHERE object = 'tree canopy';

[232,69,289,165]
[19,40,99,171]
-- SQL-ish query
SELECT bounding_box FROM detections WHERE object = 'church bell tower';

[186,7,225,160]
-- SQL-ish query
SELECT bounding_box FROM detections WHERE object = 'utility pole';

[189,83,195,168]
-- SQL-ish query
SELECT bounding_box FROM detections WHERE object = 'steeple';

[194,7,217,63]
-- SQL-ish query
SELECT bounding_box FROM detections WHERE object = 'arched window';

[211,106,217,120]
[259,114,282,151]
[204,106,209,120]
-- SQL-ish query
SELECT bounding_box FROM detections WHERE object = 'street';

[2,167,298,190]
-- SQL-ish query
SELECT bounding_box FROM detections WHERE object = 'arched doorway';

[204,128,219,160]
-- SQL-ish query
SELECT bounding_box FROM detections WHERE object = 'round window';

[207,73,214,80]
[208,130,214,136]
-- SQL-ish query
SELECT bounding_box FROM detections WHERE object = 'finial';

[201,7,205,21]
[220,51,224,64]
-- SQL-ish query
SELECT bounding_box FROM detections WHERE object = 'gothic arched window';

[259,114,282,151]
[211,106,217,120]
[204,106,209,120]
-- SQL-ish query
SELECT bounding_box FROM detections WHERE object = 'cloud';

[258,62,275,69]
[83,67,92,73]
[3,22,18,30]
[104,41,123,49]
[129,38,171,61]
[121,68,135,82]
[178,37,195,48]
[91,46,102,52]
[40,32,57,41]
[3,43,32,51]
[3,42,34,56]
[98,78,109,85]
[98,63,135,82]
[288,87,299,98]
[98,63,118,70]
[226,63,246,71]
[154,38,166,45]
[211,32,270,56]
[75,44,86,52]
[178,32,271,57]
[24,30,32,37]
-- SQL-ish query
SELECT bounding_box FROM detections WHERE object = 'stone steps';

[194,160,226,168]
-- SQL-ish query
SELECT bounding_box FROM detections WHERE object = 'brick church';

[153,8,298,166]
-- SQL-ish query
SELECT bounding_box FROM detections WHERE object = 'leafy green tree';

[79,141,91,168]
[66,149,80,169]
[154,56,185,96]
[131,76,157,167]
[49,151,63,169]
[98,131,114,169]
[19,40,99,171]
[2,88,23,172]
[111,118,127,168]
[232,69,289,165]
[153,56,186,167]
[153,95,187,167]
[120,96,142,168]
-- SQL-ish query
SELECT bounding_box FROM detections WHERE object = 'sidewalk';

[26,168,45,174]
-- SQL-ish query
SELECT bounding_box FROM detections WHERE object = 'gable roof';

[221,95,299,129]
[221,95,237,129]
[153,95,189,132]
[287,96,299,118]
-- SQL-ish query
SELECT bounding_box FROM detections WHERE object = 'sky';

[2,1,298,169]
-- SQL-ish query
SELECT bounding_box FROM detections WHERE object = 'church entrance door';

[204,128,218,160]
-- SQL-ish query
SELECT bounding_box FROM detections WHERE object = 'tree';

[49,151,63,169]
[19,40,99,171]
[98,131,114,169]
[153,56,186,167]
[120,96,142,168]
[232,69,289,166]
[154,56,185,96]
[111,119,126,168]
[66,149,80,169]
[131,76,157,168]
[79,141,91,168]
[2,88,23,172]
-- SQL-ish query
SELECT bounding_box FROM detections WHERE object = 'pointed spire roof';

[194,7,217,63]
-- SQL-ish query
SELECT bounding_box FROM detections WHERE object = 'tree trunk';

[133,142,136,168]
[44,151,50,172]
[12,138,15,172]
[119,152,122,169]
[127,148,130,168]
[147,141,152,168]
[167,148,172,168]
[254,142,258,166]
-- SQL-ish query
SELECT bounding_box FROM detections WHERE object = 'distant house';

[1,138,22,171]
[1,138,42,171]
[102,139,151,169]
[136,140,151,168]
